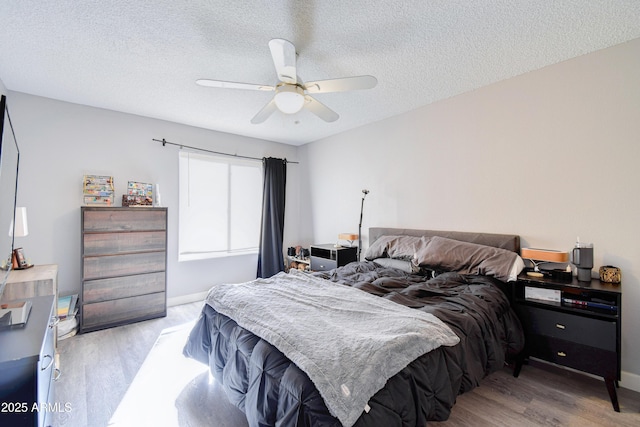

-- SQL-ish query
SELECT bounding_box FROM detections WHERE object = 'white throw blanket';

[205,270,460,427]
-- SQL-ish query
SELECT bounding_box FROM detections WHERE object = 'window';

[179,151,263,261]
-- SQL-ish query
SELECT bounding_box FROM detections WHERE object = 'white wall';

[301,39,640,384]
[6,92,300,301]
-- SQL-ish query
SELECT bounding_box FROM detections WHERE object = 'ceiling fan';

[196,39,377,124]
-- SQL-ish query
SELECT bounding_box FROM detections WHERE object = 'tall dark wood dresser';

[80,207,167,333]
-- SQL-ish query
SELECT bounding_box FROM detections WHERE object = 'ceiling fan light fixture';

[274,85,305,114]
[197,39,376,123]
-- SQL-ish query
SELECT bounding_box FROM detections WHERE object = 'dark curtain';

[256,157,287,278]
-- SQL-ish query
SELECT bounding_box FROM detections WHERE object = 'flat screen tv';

[0,94,20,298]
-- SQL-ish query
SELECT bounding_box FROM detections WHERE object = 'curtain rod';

[152,138,299,164]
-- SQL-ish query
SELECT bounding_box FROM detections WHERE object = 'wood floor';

[53,301,205,427]
[53,302,640,427]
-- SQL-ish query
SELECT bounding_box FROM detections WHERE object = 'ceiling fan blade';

[304,75,377,94]
[269,39,297,84]
[196,79,274,91]
[251,98,278,124]
[304,96,339,122]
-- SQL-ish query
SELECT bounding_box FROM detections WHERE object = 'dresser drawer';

[83,251,166,280]
[37,308,56,426]
[83,272,166,304]
[84,231,166,256]
[517,305,615,351]
[82,292,166,331]
[83,208,167,232]
[310,256,337,271]
[526,335,618,379]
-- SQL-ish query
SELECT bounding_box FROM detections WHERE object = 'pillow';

[413,236,523,282]
[372,258,420,274]
[508,255,526,282]
[364,235,431,261]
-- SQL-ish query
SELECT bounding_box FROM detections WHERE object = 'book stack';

[83,175,115,206]
[57,294,79,340]
[562,297,618,313]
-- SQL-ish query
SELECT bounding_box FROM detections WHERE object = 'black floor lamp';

[358,189,369,261]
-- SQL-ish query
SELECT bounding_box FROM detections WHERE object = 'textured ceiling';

[1,1,639,146]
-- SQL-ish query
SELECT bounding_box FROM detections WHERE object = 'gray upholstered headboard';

[369,227,520,253]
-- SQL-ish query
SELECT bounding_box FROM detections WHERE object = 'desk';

[2,264,60,365]
[0,295,57,427]
[2,264,59,302]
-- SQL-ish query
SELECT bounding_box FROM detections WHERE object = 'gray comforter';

[205,270,460,427]
[184,261,525,426]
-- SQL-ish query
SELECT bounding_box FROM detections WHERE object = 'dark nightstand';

[309,244,357,271]
[512,274,622,411]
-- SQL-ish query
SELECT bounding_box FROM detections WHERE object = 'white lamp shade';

[9,207,28,237]
[274,85,305,114]
[520,248,568,263]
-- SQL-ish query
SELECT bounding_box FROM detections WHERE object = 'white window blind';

[179,151,263,261]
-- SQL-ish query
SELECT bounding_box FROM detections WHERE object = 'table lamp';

[10,207,31,269]
[521,247,570,280]
[338,233,358,247]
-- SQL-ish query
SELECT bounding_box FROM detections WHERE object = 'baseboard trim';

[167,291,208,308]
[621,370,640,392]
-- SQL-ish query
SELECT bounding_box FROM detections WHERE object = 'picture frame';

[12,247,27,268]
[83,174,115,206]
[123,181,154,207]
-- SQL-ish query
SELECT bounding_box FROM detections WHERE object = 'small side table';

[512,274,621,411]
[309,244,357,272]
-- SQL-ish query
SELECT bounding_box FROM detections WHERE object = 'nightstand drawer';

[310,256,337,271]
[527,335,617,379]
[518,305,615,351]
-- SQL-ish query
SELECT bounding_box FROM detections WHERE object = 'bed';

[183,227,525,426]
